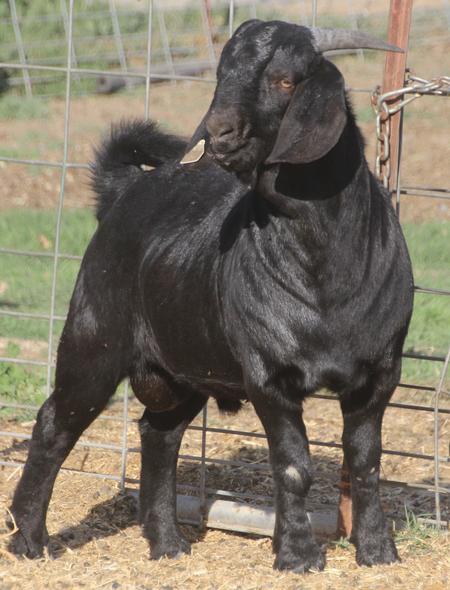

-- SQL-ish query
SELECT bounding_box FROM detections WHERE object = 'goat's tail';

[91,119,187,221]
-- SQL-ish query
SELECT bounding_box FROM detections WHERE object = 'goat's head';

[200,20,400,177]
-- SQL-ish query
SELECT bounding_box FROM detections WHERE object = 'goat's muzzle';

[205,108,252,165]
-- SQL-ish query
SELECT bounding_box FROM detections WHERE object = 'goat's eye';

[279,79,294,90]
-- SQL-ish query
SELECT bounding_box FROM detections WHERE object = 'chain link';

[372,74,450,189]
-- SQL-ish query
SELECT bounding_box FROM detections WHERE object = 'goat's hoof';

[356,536,400,567]
[6,510,49,559]
[150,534,191,560]
[8,529,48,559]
[273,542,326,573]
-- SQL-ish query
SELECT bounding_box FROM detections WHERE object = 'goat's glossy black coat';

[9,19,413,573]
[89,134,411,407]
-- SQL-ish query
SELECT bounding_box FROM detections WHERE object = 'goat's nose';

[206,112,238,140]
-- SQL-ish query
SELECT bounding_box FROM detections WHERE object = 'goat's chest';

[219,231,395,394]
[138,196,410,396]
[222,274,373,396]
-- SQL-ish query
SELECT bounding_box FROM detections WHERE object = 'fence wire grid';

[0,0,449,534]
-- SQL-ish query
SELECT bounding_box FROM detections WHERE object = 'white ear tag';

[180,139,205,165]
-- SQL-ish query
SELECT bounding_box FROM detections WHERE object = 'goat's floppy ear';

[266,60,347,165]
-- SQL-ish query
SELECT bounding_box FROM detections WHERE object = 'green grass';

[332,508,445,556]
[0,362,47,421]
[394,508,444,555]
[0,209,448,414]
[1,1,448,99]
[0,207,97,418]
[331,505,442,555]
[0,0,228,97]
[0,208,96,340]
[0,341,46,420]
[332,537,352,550]
[402,223,450,385]
[0,1,440,98]
[0,95,50,121]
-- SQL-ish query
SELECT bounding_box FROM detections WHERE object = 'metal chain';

[372,74,450,188]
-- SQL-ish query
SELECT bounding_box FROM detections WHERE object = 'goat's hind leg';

[340,367,401,567]
[138,383,206,560]
[8,336,123,558]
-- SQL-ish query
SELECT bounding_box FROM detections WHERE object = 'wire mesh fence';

[1,0,450,98]
[0,0,449,535]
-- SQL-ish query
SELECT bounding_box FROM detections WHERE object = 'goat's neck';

[257,119,371,243]
[253,119,385,299]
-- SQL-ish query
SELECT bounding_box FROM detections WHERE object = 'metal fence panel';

[0,0,449,534]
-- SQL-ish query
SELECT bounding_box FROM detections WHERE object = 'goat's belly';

[181,377,246,400]
[130,369,245,410]
[142,302,244,387]
[144,299,243,382]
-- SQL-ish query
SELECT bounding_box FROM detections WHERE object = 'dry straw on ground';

[0,474,449,590]
[1,393,449,590]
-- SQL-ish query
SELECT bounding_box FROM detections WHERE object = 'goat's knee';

[27,396,76,456]
[275,460,313,496]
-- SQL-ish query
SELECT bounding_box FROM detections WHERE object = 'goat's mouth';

[207,136,263,174]
[210,143,243,162]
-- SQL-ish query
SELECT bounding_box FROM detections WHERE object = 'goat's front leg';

[139,393,206,560]
[341,379,400,566]
[251,395,325,573]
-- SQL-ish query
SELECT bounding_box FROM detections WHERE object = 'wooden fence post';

[380,0,413,190]
[337,458,352,538]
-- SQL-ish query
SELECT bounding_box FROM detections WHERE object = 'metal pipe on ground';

[127,490,337,537]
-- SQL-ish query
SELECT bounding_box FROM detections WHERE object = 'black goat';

[9,20,413,573]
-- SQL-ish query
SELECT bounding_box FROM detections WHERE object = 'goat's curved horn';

[311,28,403,53]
